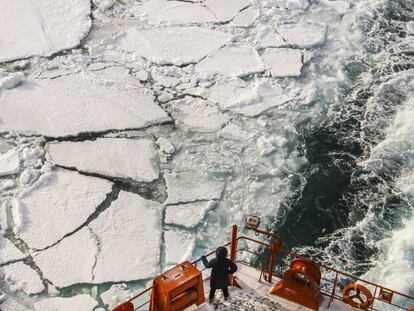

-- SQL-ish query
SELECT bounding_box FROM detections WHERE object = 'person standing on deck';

[201,246,238,303]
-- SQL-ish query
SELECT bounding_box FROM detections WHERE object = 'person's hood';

[216,246,228,260]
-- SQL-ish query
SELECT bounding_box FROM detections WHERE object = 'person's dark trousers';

[209,287,229,300]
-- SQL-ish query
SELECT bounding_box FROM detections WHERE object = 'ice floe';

[0,73,170,137]
[32,228,97,288]
[0,150,20,177]
[218,81,291,117]
[0,73,25,90]
[203,0,250,22]
[34,294,97,311]
[195,44,263,77]
[232,7,260,27]
[165,171,224,205]
[277,22,327,48]
[116,27,232,66]
[101,284,133,310]
[261,48,303,77]
[47,138,159,183]
[164,230,195,265]
[165,201,218,229]
[90,191,162,283]
[408,21,414,35]
[167,97,229,132]
[255,26,286,48]
[0,0,91,62]
[0,235,25,264]
[0,297,31,311]
[0,262,44,295]
[13,169,112,250]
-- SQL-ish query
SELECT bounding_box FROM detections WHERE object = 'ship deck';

[189,262,353,311]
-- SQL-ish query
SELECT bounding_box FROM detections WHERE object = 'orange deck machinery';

[270,258,323,310]
[149,261,205,311]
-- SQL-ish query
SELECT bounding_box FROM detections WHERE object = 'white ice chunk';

[116,27,232,66]
[261,48,303,77]
[204,0,250,22]
[207,79,248,104]
[217,124,251,141]
[164,230,195,265]
[256,135,288,157]
[156,137,176,155]
[220,81,291,116]
[90,191,162,283]
[320,0,350,14]
[165,201,217,229]
[0,262,44,295]
[0,73,25,90]
[168,97,229,132]
[32,228,97,288]
[195,44,263,77]
[93,0,115,10]
[0,235,25,264]
[0,150,20,177]
[138,0,216,24]
[255,26,286,48]
[14,169,112,250]
[47,138,159,182]
[0,74,170,137]
[408,22,414,35]
[231,7,259,27]
[101,284,133,310]
[277,22,327,48]
[265,0,310,10]
[165,171,224,205]
[34,295,97,311]
[0,0,91,63]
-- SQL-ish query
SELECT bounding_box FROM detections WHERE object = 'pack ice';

[34,295,97,311]
[0,73,170,137]
[47,138,159,182]
[0,0,91,62]
[115,27,232,65]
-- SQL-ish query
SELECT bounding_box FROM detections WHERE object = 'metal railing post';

[230,225,238,262]
[268,242,276,283]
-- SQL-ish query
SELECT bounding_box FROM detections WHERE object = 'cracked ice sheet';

[165,201,218,229]
[13,169,113,250]
[0,149,20,177]
[0,297,31,311]
[46,138,159,183]
[0,235,25,264]
[167,97,229,132]
[218,81,292,117]
[101,284,133,310]
[0,262,44,295]
[164,230,195,265]
[165,171,224,205]
[34,295,97,311]
[195,44,263,78]
[90,191,162,283]
[115,27,232,66]
[0,0,91,63]
[261,48,304,77]
[33,192,162,287]
[277,22,327,48]
[134,0,249,24]
[0,73,170,137]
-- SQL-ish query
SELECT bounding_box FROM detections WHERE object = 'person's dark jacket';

[201,246,238,289]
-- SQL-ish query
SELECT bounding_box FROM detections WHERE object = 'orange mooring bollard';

[229,225,238,286]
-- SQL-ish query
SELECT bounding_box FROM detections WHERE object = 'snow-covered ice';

[255,26,286,48]
[0,297,31,311]
[277,22,327,48]
[165,172,225,205]
[165,201,217,229]
[90,191,162,283]
[0,234,25,264]
[0,0,91,62]
[0,150,20,177]
[232,7,260,27]
[261,48,304,77]
[0,73,25,90]
[203,0,250,22]
[218,81,291,117]
[167,97,229,132]
[164,230,195,264]
[195,44,263,77]
[34,294,97,311]
[32,227,98,288]
[116,27,232,66]
[47,138,159,182]
[408,21,414,35]
[0,262,44,295]
[101,284,133,310]
[0,73,170,137]
[13,169,113,250]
